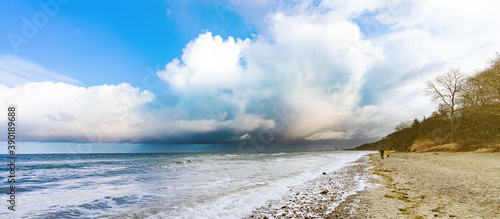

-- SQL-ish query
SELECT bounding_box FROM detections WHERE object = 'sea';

[0,150,371,218]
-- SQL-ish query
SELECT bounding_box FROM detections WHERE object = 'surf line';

[7,106,17,212]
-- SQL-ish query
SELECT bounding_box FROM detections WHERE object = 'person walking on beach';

[386,148,390,158]
[379,148,384,159]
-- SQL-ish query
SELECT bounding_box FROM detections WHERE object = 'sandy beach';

[245,152,499,218]
[357,152,500,218]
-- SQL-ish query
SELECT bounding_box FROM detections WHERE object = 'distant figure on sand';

[386,149,390,158]
[379,148,384,159]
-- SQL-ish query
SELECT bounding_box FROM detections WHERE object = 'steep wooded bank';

[354,54,500,152]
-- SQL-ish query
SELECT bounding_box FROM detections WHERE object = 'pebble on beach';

[244,156,373,218]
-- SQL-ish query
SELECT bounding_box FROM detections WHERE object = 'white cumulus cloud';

[157,0,500,141]
[0,82,154,142]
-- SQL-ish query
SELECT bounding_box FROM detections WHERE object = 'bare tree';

[394,120,412,132]
[462,54,500,108]
[425,68,467,129]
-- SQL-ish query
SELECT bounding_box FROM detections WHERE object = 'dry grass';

[472,144,500,152]
[424,143,458,152]
[409,139,458,152]
[409,140,435,152]
[409,140,500,153]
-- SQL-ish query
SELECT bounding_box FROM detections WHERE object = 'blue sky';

[1,0,255,87]
[2,0,500,153]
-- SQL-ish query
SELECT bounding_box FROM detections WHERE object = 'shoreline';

[355,152,500,218]
[244,154,375,218]
[244,151,499,218]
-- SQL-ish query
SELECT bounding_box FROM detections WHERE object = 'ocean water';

[0,151,370,218]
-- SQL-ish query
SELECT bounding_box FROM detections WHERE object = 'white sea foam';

[155,151,370,218]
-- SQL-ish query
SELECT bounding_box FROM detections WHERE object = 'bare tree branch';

[425,68,467,130]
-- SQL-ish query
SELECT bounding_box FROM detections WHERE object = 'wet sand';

[357,152,500,218]
[244,155,374,218]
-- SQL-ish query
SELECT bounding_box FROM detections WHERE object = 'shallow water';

[0,150,370,218]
